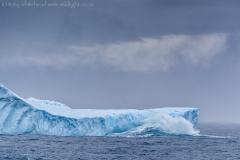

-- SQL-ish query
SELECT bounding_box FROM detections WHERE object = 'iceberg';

[0,83,199,136]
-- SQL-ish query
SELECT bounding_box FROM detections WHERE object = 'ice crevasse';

[0,83,199,136]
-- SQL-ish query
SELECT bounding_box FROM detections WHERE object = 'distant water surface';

[0,123,240,160]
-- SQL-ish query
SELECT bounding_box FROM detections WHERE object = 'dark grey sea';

[0,123,240,160]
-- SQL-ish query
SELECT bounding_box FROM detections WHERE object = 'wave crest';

[109,113,200,137]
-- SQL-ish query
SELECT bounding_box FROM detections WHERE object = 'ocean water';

[0,123,240,160]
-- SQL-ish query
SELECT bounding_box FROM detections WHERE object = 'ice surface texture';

[0,83,199,136]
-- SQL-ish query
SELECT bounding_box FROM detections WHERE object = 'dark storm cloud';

[1,0,240,46]
[1,0,239,70]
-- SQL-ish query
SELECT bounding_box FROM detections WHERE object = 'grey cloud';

[6,33,227,72]
[70,33,227,71]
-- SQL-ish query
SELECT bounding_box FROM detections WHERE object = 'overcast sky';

[1,0,240,123]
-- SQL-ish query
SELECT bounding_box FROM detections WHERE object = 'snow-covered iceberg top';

[0,83,199,136]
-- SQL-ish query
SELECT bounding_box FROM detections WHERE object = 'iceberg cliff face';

[0,83,199,136]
